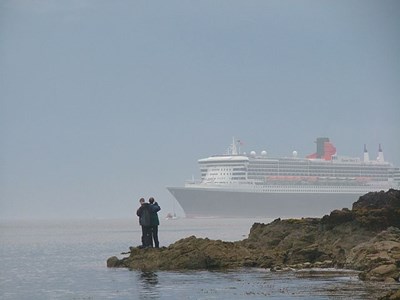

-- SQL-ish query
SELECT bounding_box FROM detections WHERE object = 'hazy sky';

[1,0,399,219]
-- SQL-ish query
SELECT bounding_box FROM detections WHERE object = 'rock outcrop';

[108,189,400,286]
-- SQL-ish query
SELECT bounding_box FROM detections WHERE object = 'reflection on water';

[140,271,159,286]
[138,271,159,299]
[129,268,395,300]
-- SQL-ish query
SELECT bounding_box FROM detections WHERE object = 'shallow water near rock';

[0,218,397,299]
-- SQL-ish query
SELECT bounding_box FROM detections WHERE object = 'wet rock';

[106,256,121,268]
[352,189,400,231]
[109,236,258,271]
[346,227,400,281]
[108,189,400,282]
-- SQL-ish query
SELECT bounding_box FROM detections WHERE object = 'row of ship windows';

[202,169,390,175]
[247,172,390,177]
[248,174,389,180]
[202,167,390,174]
[247,171,389,176]
[248,172,389,178]
[248,161,388,167]
[249,166,390,172]
[202,166,391,173]
[200,168,245,172]
[255,188,370,193]
[200,164,247,168]
[202,162,391,171]
[206,173,245,177]
[203,173,389,178]
[248,176,389,182]
[248,161,387,167]
[203,172,389,177]
[203,166,391,173]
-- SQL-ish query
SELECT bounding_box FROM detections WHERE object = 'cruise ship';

[167,138,400,218]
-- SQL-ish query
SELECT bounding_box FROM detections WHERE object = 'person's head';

[149,197,154,204]
[139,198,145,205]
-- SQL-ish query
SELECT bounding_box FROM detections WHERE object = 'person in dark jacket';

[149,197,161,248]
[136,198,152,248]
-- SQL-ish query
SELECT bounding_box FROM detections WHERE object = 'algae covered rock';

[379,288,400,300]
[110,236,256,270]
[352,189,400,231]
[106,256,121,268]
[107,189,400,282]
[347,227,400,281]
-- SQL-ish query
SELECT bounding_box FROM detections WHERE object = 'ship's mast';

[363,144,370,162]
[231,136,238,155]
[378,144,385,163]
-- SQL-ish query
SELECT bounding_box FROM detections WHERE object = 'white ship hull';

[167,186,374,218]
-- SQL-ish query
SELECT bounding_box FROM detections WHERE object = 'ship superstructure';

[167,138,400,217]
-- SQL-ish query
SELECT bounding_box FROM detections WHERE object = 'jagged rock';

[108,190,400,282]
[352,189,400,231]
[321,208,354,228]
[347,227,400,281]
[112,236,257,271]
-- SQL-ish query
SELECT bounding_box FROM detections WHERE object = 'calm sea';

[0,217,394,299]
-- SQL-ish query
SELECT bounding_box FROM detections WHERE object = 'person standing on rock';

[136,198,152,248]
[149,197,161,248]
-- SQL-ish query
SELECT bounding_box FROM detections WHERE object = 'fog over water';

[1,0,399,220]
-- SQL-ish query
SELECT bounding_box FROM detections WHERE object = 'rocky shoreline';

[108,189,400,299]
